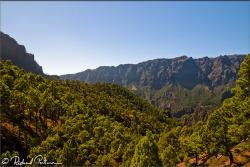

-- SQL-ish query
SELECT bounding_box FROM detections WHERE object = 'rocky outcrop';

[0,32,43,75]
[61,54,247,123]
[61,54,246,90]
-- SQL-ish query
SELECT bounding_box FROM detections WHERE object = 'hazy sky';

[1,1,250,75]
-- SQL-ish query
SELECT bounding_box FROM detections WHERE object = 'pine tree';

[131,132,161,167]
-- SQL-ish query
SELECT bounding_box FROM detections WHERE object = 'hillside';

[0,60,175,166]
[1,32,246,123]
[0,32,44,75]
[0,32,249,166]
[1,54,249,166]
[61,55,246,123]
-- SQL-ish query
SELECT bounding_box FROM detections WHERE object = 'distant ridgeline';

[0,31,247,123]
[1,55,249,166]
[0,32,249,166]
[0,31,44,75]
[61,54,247,123]
[61,55,245,89]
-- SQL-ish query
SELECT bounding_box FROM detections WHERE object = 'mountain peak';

[0,31,44,75]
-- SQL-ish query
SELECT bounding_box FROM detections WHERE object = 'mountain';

[61,55,246,123]
[0,32,249,166]
[1,55,249,166]
[61,55,244,89]
[0,60,174,166]
[0,32,44,75]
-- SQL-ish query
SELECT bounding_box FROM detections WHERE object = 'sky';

[1,1,250,75]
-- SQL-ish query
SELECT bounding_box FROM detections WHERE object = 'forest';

[0,54,249,166]
[61,55,245,125]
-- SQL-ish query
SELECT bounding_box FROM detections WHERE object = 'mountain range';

[61,55,245,90]
[1,31,250,166]
[0,31,247,122]
[61,54,246,123]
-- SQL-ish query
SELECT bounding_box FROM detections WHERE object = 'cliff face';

[61,55,245,90]
[61,54,246,123]
[0,32,43,75]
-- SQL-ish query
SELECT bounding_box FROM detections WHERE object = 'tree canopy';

[1,54,249,166]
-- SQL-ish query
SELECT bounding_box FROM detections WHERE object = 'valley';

[61,54,246,124]
[0,32,250,166]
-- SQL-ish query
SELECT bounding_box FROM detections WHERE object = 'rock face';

[61,54,247,123]
[0,32,43,75]
[61,55,245,90]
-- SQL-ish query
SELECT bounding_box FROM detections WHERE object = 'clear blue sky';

[1,1,250,75]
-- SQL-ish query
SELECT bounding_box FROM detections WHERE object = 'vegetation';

[61,55,246,124]
[0,60,174,166]
[1,54,249,166]
[147,83,232,124]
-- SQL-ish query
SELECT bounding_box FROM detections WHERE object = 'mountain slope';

[1,31,249,166]
[1,55,248,166]
[0,32,44,75]
[0,61,174,166]
[61,55,245,90]
[61,55,246,122]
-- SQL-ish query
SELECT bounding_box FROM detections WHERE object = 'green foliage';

[203,55,250,164]
[156,55,250,166]
[62,55,245,124]
[1,55,249,166]
[158,126,183,166]
[130,132,161,167]
[141,83,233,124]
[0,61,173,166]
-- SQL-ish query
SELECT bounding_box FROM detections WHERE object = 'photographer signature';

[1,155,62,166]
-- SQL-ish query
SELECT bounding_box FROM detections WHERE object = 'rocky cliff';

[61,55,245,90]
[0,32,43,75]
[61,54,246,123]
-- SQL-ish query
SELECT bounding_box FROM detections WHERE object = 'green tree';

[204,55,250,165]
[131,132,161,167]
[158,127,181,166]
